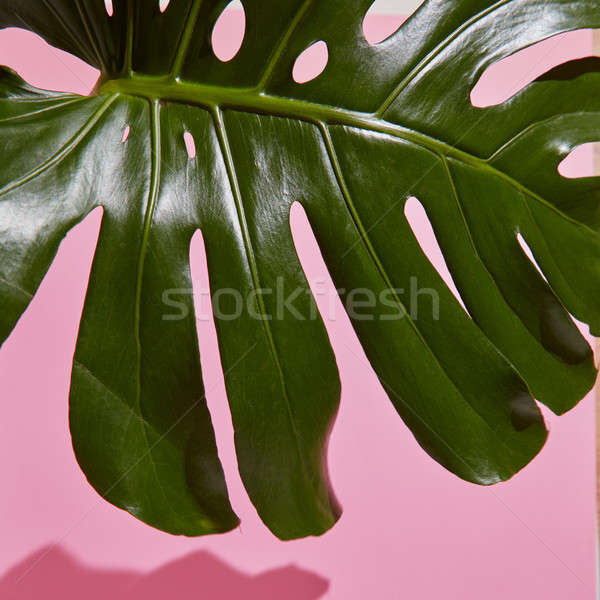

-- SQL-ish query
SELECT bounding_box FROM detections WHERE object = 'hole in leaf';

[404,197,469,314]
[289,201,406,470]
[189,230,245,516]
[7,206,104,363]
[363,0,416,45]
[0,29,100,95]
[212,0,246,62]
[517,234,548,282]
[558,143,600,178]
[121,125,130,143]
[159,0,170,13]
[471,29,598,107]
[289,202,351,329]
[104,0,114,17]
[293,41,328,84]
[184,131,196,159]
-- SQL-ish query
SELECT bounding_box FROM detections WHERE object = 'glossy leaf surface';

[0,0,599,539]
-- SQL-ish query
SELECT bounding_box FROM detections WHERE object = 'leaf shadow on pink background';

[0,547,328,600]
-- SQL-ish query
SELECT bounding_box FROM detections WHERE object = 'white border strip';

[368,0,422,13]
[595,27,600,600]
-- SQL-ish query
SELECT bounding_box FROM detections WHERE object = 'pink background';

[0,12,596,600]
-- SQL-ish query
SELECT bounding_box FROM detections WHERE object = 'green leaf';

[0,0,598,539]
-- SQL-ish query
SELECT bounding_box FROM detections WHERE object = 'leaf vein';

[0,275,33,299]
[73,0,107,72]
[170,0,205,80]
[487,111,600,163]
[376,0,513,117]
[0,94,118,200]
[440,153,543,342]
[210,105,319,496]
[0,98,85,124]
[40,0,97,67]
[257,0,315,90]
[98,77,593,237]
[128,98,182,520]
[320,122,520,456]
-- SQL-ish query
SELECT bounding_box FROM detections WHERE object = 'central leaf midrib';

[98,76,589,236]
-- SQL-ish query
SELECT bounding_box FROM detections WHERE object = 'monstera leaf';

[0,0,599,540]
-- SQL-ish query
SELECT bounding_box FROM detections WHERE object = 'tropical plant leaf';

[0,0,599,539]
